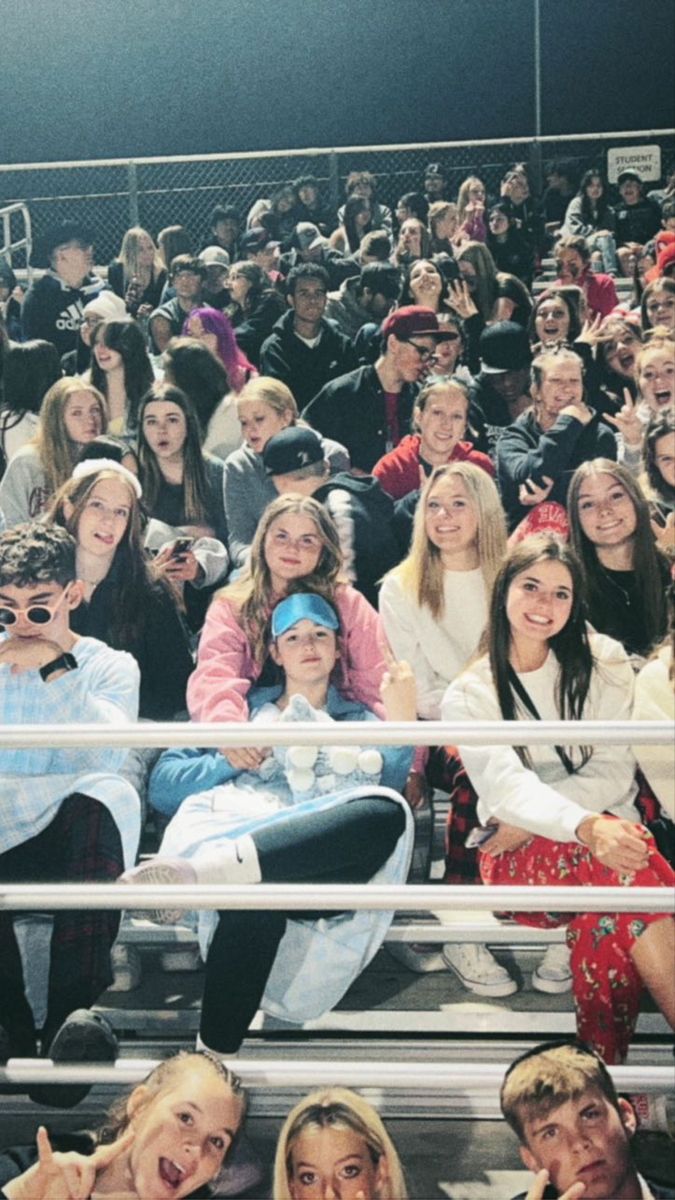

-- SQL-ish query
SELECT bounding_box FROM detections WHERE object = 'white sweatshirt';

[379,567,488,720]
[441,632,640,843]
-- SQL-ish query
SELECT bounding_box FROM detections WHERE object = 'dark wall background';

[3,0,674,164]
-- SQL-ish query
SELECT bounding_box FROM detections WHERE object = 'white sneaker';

[442,942,518,997]
[119,857,197,924]
[108,944,142,992]
[387,942,447,973]
[532,942,573,994]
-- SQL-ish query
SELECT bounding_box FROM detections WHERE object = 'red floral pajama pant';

[480,833,674,1063]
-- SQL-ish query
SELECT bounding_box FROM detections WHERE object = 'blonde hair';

[98,1051,246,1145]
[636,326,675,378]
[35,378,108,494]
[237,375,299,422]
[500,1043,621,1144]
[273,1087,408,1200]
[389,462,506,620]
[117,225,163,287]
[457,175,486,225]
[221,493,344,664]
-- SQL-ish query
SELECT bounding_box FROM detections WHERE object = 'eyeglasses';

[0,586,71,628]
[405,340,438,364]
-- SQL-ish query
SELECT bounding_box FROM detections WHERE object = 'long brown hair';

[137,382,211,523]
[568,459,668,654]
[222,493,345,664]
[35,378,108,494]
[484,536,593,769]
[47,466,161,646]
[456,241,498,323]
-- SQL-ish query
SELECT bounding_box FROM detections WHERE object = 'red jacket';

[555,267,618,319]
[372,434,495,500]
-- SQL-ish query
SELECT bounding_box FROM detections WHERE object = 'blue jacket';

[149,683,412,816]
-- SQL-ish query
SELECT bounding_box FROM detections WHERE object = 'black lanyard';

[507,666,576,776]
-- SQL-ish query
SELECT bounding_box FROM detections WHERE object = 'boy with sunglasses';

[0,522,140,1107]
[502,1039,674,1200]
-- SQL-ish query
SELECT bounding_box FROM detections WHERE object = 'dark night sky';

[3,0,674,164]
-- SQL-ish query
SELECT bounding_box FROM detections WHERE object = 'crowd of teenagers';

[0,1041,673,1199]
[0,154,674,1196]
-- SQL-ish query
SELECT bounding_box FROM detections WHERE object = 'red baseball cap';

[381,305,451,342]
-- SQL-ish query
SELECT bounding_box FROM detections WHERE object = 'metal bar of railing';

[1,1058,671,1092]
[1,884,671,913]
[0,719,671,749]
[0,130,671,173]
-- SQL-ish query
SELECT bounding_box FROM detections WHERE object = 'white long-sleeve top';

[379,567,488,720]
[441,632,640,843]
[632,646,675,822]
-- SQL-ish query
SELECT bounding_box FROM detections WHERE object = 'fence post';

[328,150,340,212]
[529,140,544,195]
[127,161,139,227]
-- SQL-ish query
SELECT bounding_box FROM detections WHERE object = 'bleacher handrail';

[1,884,671,914]
[1,1058,672,1093]
[0,718,670,750]
[0,129,672,173]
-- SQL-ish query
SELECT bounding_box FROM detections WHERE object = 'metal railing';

[0,201,32,281]
[1,129,673,266]
[0,717,670,750]
[2,1058,671,1094]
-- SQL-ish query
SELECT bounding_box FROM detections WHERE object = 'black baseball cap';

[263,427,325,476]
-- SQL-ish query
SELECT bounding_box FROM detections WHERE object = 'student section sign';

[607,145,662,184]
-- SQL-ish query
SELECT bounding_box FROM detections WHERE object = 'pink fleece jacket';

[187,583,388,723]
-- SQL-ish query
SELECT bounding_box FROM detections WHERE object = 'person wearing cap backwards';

[21,221,106,358]
[303,306,453,473]
[259,264,356,413]
[278,222,346,290]
[123,591,415,1056]
[423,162,448,204]
[0,521,140,1108]
[241,228,284,286]
[198,246,231,311]
[262,425,400,607]
[148,254,206,354]
[613,170,662,278]
[468,320,534,459]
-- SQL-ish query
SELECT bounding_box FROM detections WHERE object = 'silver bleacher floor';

[2,797,672,1198]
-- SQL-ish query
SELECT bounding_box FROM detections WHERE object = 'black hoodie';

[315,472,400,607]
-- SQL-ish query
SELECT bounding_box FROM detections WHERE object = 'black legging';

[200,795,405,1052]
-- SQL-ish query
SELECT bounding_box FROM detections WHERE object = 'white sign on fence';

[607,145,662,184]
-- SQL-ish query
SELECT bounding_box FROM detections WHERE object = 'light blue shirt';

[0,634,142,867]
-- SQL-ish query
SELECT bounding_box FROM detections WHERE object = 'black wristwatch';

[39,651,78,682]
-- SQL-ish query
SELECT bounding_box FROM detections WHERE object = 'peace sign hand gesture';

[604,388,643,448]
[4,1126,134,1200]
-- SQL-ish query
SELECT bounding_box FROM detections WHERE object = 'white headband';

[71,457,143,499]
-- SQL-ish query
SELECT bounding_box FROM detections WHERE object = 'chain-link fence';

[1,131,673,269]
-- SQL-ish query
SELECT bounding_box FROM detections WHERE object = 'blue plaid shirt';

[0,635,141,867]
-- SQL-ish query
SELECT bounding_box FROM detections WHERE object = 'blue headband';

[271,593,339,639]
